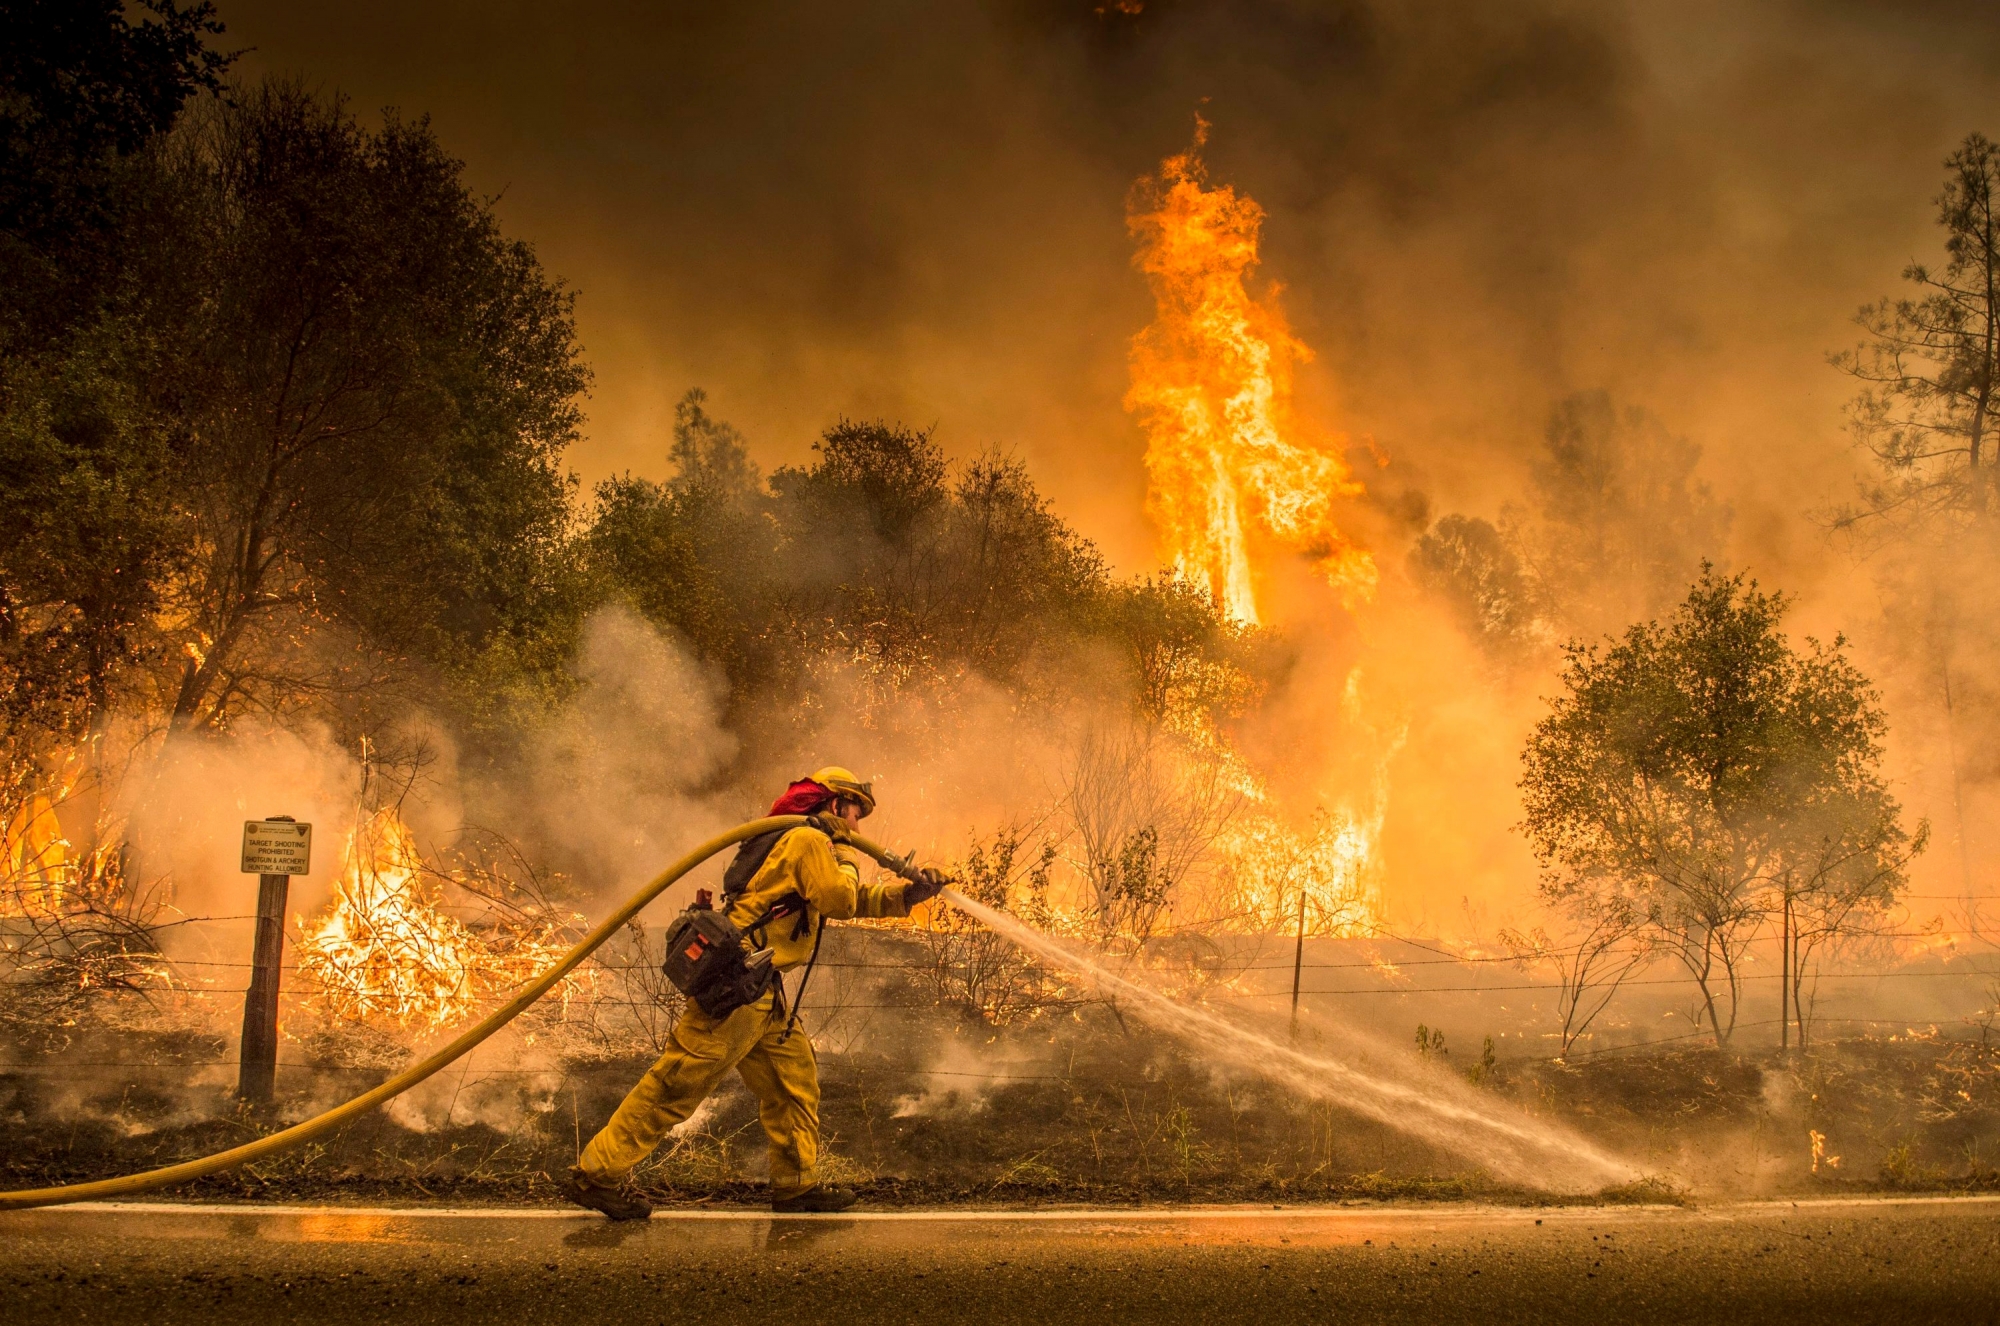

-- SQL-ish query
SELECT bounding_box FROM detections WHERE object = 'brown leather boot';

[559,1169,653,1221]
[770,1185,858,1214]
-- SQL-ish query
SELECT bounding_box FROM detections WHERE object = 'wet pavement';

[0,1195,1996,1323]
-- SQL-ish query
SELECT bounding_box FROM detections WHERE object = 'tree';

[1413,392,1728,661]
[0,0,233,350]
[666,388,758,498]
[1829,132,2000,907]
[587,401,1259,762]
[586,390,778,698]
[1520,568,1922,1046]
[0,2,235,739]
[1514,391,1731,639]
[0,1,234,846]
[0,337,184,746]
[1835,132,2000,523]
[768,419,1107,699]
[1097,572,1258,729]
[1408,513,1541,663]
[140,82,586,734]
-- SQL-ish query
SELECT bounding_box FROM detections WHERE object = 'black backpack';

[658,900,777,1020]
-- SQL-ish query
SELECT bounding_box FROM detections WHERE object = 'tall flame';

[1125,119,1377,625]
[2,752,122,917]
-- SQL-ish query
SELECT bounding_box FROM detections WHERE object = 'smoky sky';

[216,0,2000,582]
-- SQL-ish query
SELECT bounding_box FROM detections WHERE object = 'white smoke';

[498,605,741,895]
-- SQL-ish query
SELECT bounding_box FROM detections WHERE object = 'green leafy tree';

[0,340,183,745]
[4,76,587,760]
[1520,568,1922,1046]
[141,82,586,734]
[0,0,234,826]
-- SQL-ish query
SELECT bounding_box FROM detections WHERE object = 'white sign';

[241,819,312,875]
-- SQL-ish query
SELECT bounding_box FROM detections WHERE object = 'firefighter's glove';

[902,867,950,908]
[807,812,850,842]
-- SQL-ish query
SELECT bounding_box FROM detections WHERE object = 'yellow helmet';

[810,766,875,818]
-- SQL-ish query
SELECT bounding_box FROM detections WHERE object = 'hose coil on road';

[0,815,924,1211]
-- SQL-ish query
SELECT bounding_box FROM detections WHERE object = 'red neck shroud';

[768,779,835,817]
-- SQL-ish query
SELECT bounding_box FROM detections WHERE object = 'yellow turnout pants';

[576,989,821,1197]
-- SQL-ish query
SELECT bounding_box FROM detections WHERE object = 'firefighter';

[560,767,945,1218]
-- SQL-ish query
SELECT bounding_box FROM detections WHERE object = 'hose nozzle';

[871,845,925,883]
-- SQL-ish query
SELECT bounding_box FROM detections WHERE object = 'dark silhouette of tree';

[147,83,587,734]
[2,78,588,762]
[590,404,1255,750]
[1411,391,1729,666]
[1408,514,1541,662]
[0,0,233,350]
[586,390,779,697]
[0,1,235,771]
[1835,132,2000,524]
[1516,391,1731,639]
[1827,131,2000,939]
[767,419,1108,698]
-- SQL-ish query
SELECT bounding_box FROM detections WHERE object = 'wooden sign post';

[237,816,312,1104]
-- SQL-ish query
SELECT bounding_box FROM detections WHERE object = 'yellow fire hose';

[0,814,926,1211]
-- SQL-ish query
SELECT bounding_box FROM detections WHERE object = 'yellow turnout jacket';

[724,826,913,970]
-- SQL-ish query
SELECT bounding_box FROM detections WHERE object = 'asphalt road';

[1,1196,1996,1324]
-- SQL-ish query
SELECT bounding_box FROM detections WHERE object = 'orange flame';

[298,809,580,1032]
[2,790,72,915]
[1125,119,1377,625]
[1,751,123,917]
[1215,802,1383,938]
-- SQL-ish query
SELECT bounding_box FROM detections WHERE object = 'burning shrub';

[911,828,1081,1026]
[296,808,590,1034]
[1211,805,1380,938]
[0,885,173,1045]
[0,764,173,1045]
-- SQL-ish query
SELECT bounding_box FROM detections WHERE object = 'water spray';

[940,888,1640,1192]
